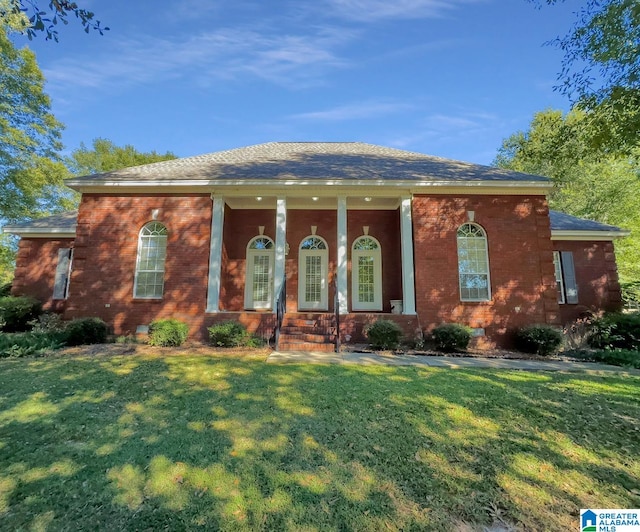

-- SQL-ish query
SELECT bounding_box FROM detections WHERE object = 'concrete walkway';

[266,350,639,373]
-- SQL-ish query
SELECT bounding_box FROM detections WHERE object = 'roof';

[3,209,628,240]
[65,141,550,187]
[549,210,629,240]
[1,211,77,237]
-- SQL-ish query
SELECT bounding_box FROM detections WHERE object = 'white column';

[206,195,225,312]
[273,197,287,310]
[400,196,416,314]
[337,196,349,314]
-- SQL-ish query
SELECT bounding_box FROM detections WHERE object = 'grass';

[0,351,638,531]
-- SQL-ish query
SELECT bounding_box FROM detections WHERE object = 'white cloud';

[324,0,481,22]
[43,26,354,94]
[290,100,414,121]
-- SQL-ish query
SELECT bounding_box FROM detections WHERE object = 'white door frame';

[351,236,382,311]
[298,236,329,311]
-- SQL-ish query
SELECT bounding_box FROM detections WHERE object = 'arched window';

[457,223,490,301]
[245,235,275,309]
[134,222,168,298]
[352,236,382,311]
[298,235,329,310]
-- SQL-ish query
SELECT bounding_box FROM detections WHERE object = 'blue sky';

[15,0,582,165]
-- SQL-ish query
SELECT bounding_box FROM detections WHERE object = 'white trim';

[1,229,76,238]
[457,222,491,302]
[206,196,225,312]
[551,230,629,241]
[400,196,416,314]
[272,197,287,310]
[552,251,565,304]
[133,222,168,300]
[245,248,274,310]
[351,236,382,311]
[337,196,349,314]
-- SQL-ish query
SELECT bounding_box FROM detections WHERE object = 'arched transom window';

[300,236,327,250]
[457,223,490,301]
[352,235,382,310]
[134,221,168,299]
[245,235,275,309]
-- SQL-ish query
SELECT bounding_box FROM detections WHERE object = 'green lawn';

[0,352,638,531]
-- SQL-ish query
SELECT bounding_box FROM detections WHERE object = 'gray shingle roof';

[2,211,78,235]
[549,210,626,233]
[66,142,550,184]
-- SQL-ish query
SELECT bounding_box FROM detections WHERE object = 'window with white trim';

[134,222,168,299]
[457,223,491,301]
[553,251,578,304]
[245,235,275,309]
[352,236,382,311]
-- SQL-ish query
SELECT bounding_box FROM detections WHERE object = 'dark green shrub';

[208,321,261,347]
[64,317,109,346]
[515,324,563,356]
[148,318,189,347]
[0,296,42,332]
[0,283,11,297]
[0,331,66,358]
[365,319,403,350]
[29,312,66,333]
[570,348,640,369]
[588,312,640,350]
[431,323,473,352]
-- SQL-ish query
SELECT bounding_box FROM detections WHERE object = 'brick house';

[3,142,628,349]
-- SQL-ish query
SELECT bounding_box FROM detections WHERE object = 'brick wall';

[412,194,560,347]
[65,194,212,336]
[553,240,623,323]
[11,238,75,312]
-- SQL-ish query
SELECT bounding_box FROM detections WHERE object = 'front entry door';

[298,236,328,311]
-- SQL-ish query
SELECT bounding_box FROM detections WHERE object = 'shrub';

[570,348,640,369]
[0,331,66,358]
[431,323,472,352]
[64,317,109,346]
[29,312,66,333]
[365,320,403,350]
[0,283,11,297]
[515,324,563,356]
[0,296,42,332]
[588,312,640,351]
[208,321,261,347]
[148,318,189,347]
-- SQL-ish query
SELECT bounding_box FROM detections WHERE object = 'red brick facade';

[9,192,624,347]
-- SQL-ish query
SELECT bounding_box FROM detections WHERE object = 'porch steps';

[277,313,336,352]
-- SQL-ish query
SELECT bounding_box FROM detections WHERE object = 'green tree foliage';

[0,0,107,40]
[0,26,71,222]
[67,138,177,176]
[532,0,640,152]
[495,108,640,300]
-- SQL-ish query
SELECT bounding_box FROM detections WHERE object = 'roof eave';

[1,227,77,238]
[551,229,630,241]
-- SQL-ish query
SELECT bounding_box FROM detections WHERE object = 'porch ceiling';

[224,196,401,210]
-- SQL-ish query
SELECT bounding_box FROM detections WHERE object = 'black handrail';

[274,276,286,350]
[333,282,340,353]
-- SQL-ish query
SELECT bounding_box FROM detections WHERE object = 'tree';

[0,26,70,222]
[532,0,640,152]
[0,0,107,40]
[67,138,177,176]
[495,108,640,301]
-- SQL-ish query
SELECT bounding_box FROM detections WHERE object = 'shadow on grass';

[0,353,639,530]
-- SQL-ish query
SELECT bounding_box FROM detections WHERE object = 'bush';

[0,296,42,332]
[515,324,563,356]
[588,312,640,351]
[64,317,109,346]
[148,318,189,347]
[570,349,640,369]
[365,320,403,350]
[29,312,66,333]
[208,321,261,347]
[0,283,11,297]
[431,323,472,353]
[0,331,66,358]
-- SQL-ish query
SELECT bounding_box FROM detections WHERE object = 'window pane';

[305,255,322,302]
[135,223,167,298]
[457,224,489,301]
[358,256,375,302]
